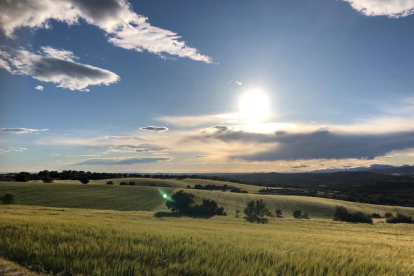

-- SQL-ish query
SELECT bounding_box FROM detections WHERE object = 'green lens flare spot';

[163,194,167,199]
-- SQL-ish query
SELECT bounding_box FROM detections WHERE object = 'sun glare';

[239,89,269,122]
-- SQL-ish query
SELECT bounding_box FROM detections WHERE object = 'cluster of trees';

[166,191,226,217]
[333,206,373,223]
[193,184,231,191]
[241,200,308,223]
[1,193,15,204]
[229,187,248,194]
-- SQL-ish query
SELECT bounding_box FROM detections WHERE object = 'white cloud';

[343,0,414,17]
[74,156,172,165]
[0,0,212,63]
[0,147,27,154]
[35,85,44,91]
[0,46,120,91]
[0,128,48,134]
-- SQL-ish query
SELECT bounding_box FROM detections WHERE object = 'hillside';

[1,180,414,218]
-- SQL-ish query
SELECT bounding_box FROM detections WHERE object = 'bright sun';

[239,89,269,122]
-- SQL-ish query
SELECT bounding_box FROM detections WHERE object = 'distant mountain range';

[309,164,414,175]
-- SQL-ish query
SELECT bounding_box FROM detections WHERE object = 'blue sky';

[1,0,414,172]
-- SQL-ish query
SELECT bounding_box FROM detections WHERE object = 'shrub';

[384,212,393,218]
[120,182,128,185]
[293,210,302,219]
[302,212,310,219]
[275,208,283,218]
[235,209,241,218]
[186,185,191,189]
[371,213,382,218]
[244,199,271,223]
[333,206,372,224]
[106,181,114,185]
[1,193,15,204]
[79,176,89,184]
[386,213,413,224]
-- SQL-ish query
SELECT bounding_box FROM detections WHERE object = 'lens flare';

[163,194,167,199]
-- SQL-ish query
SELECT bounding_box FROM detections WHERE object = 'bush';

[302,212,310,219]
[293,210,302,219]
[230,188,248,193]
[333,206,373,223]
[235,209,241,218]
[244,199,271,223]
[186,185,191,189]
[79,176,89,184]
[106,181,114,185]
[371,213,382,218]
[1,193,15,204]
[120,182,128,185]
[386,213,413,224]
[275,208,283,218]
[384,212,393,218]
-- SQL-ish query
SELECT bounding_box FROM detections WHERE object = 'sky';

[1,0,414,173]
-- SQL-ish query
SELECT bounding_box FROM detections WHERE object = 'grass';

[0,205,414,276]
[1,180,414,218]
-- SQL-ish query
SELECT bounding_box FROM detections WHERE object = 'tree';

[1,193,15,204]
[79,176,89,184]
[275,208,283,218]
[166,190,195,213]
[14,173,29,182]
[42,177,53,183]
[333,206,372,223]
[293,210,302,219]
[244,199,271,223]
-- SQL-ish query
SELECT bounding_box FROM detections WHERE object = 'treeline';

[1,171,249,184]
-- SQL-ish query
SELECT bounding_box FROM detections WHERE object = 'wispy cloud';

[35,85,44,91]
[74,156,172,165]
[0,0,212,63]
[342,0,414,18]
[108,144,166,153]
[0,128,48,134]
[140,126,169,132]
[0,147,27,154]
[0,46,119,91]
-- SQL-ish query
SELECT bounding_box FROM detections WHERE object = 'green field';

[1,179,414,275]
[1,205,414,276]
[1,180,413,218]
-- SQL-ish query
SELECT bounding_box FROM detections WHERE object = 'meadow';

[1,179,414,276]
[1,205,414,276]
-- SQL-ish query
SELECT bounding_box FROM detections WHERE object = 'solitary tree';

[79,176,89,184]
[244,199,271,223]
[1,193,15,204]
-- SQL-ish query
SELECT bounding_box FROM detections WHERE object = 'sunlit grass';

[0,205,413,276]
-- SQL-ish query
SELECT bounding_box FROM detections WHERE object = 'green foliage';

[371,213,382,218]
[333,206,373,224]
[244,199,271,223]
[1,193,15,204]
[42,177,53,183]
[275,208,283,217]
[166,191,226,217]
[106,181,114,185]
[235,209,241,218]
[79,176,89,184]
[14,173,29,182]
[386,213,413,224]
[293,210,302,219]
[384,212,393,218]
